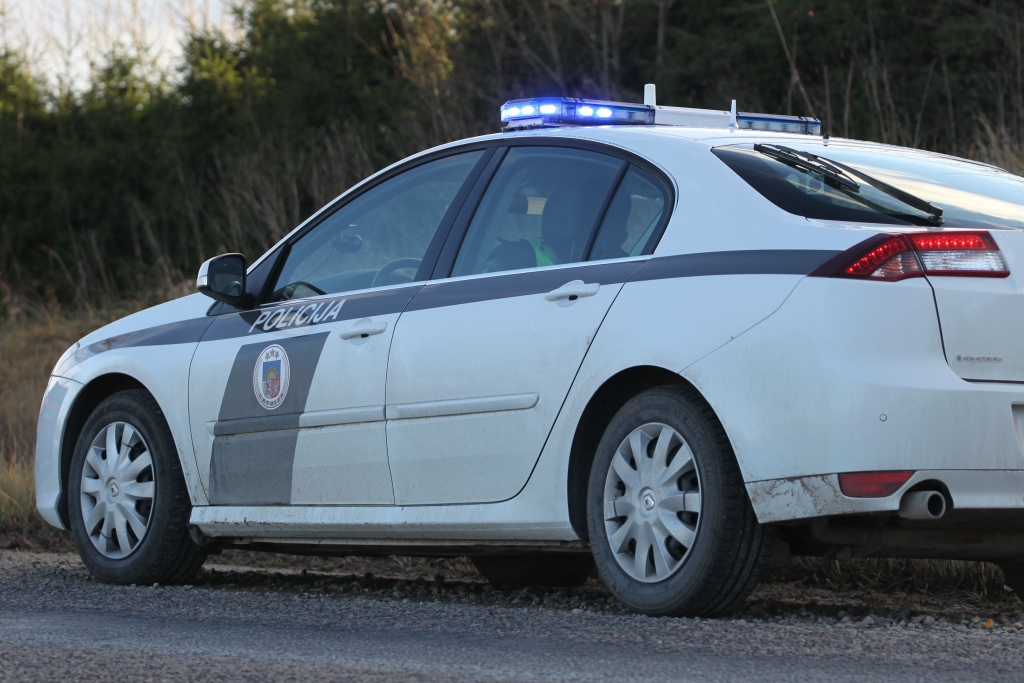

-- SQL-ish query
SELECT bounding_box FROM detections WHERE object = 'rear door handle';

[340,318,388,340]
[545,280,600,302]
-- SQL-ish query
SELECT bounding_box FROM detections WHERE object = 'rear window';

[713,144,1024,229]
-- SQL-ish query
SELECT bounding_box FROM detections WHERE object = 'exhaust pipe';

[899,491,946,520]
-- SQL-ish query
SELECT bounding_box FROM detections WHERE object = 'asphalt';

[2,552,1023,682]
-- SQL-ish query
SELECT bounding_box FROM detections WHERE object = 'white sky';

[2,0,234,90]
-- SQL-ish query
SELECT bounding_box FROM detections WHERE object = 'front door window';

[271,150,484,301]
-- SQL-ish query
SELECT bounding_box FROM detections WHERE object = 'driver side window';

[270,151,483,302]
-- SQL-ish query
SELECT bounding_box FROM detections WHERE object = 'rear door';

[188,149,487,505]
[384,145,671,505]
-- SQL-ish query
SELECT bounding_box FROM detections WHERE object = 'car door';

[188,149,488,505]
[384,144,670,505]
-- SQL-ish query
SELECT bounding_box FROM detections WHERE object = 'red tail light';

[811,231,1010,281]
[838,471,914,498]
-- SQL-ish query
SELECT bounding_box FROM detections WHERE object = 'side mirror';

[197,253,247,305]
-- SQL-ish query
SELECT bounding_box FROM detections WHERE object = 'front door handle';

[545,280,600,302]
[340,318,388,340]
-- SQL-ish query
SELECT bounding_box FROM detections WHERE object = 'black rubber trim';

[580,161,630,261]
[212,413,301,437]
[408,260,644,312]
[201,285,420,343]
[629,249,842,282]
[84,317,214,353]
[431,147,509,280]
[81,249,841,350]
[413,148,497,283]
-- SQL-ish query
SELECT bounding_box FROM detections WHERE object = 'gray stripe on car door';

[208,332,329,504]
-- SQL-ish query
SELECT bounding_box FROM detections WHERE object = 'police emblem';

[253,344,290,410]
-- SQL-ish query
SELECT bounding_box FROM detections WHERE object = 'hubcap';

[602,422,702,583]
[79,421,156,559]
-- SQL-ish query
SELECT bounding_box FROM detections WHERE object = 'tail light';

[811,231,1010,281]
[838,471,914,498]
[907,232,1009,276]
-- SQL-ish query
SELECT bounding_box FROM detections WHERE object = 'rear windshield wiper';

[754,144,945,225]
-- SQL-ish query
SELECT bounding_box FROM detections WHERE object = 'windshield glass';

[713,143,1024,229]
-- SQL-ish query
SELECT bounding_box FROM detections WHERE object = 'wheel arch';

[567,365,708,540]
[57,373,150,527]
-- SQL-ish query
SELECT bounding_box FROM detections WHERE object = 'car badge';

[253,344,290,410]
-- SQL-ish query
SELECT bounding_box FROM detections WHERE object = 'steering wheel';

[370,258,422,288]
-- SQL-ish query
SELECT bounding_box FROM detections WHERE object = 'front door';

[385,146,670,505]
[188,149,486,505]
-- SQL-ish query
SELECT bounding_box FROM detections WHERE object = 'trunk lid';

[930,229,1024,382]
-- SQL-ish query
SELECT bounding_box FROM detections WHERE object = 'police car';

[36,85,1024,616]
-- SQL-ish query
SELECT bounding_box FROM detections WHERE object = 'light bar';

[499,95,822,135]
[737,112,821,135]
[501,97,654,129]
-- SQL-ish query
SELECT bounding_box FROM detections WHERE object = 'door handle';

[340,318,388,340]
[545,279,600,302]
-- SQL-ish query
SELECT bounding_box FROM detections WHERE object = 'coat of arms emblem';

[253,344,290,410]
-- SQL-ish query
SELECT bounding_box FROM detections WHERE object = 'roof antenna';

[644,83,656,107]
[729,99,738,131]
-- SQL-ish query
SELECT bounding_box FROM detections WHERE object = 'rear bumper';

[34,376,82,530]
[748,469,1024,524]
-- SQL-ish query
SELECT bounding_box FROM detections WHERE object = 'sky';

[2,0,233,90]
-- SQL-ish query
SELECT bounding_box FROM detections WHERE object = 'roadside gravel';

[2,551,1024,681]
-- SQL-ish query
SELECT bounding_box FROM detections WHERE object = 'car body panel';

[53,332,211,508]
[687,276,1024,490]
[385,261,636,505]
[929,230,1024,382]
[34,376,82,529]
[188,284,420,505]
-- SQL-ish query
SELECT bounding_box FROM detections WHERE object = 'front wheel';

[587,386,773,617]
[68,390,206,585]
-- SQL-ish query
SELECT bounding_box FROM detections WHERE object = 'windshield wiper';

[754,144,945,225]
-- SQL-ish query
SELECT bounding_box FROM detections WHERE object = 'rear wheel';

[472,554,594,588]
[68,390,207,585]
[587,386,773,617]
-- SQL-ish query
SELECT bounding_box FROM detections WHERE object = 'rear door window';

[451,147,624,277]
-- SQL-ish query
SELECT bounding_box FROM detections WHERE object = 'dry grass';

[767,557,1011,598]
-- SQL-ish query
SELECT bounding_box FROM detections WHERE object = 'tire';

[68,389,207,585]
[472,554,595,588]
[586,385,774,617]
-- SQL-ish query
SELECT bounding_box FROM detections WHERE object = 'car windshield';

[714,143,1024,229]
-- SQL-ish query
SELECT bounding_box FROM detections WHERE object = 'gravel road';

[2,551,1024,682]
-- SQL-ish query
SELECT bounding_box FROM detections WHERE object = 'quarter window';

[451,147,624,277]
[589,166,669,260]
[270,151,483,302]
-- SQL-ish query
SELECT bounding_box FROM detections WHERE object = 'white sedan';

[35,91,1024,615]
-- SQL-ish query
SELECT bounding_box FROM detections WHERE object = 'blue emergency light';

[500,98,654,127]
[500,87,822,136]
